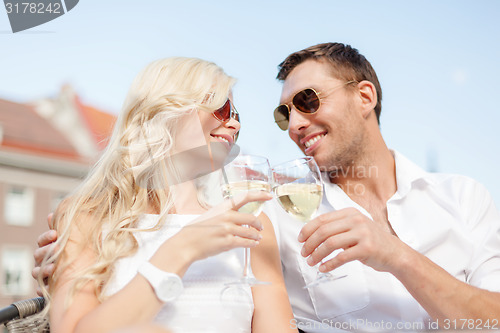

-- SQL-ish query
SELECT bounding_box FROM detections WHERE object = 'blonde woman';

[36,57,296,333]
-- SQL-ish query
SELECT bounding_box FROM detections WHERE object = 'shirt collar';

[391,150,436,199]
[322,150,435,206]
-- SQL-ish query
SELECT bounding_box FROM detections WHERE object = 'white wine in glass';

[272,156,346,288]
[220,154,271,286]
[274,183,322,222]
[222,180,271,215]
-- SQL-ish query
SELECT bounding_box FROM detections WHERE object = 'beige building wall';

[0,164,83,307]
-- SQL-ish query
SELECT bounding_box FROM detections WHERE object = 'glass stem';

[243,246,252,278]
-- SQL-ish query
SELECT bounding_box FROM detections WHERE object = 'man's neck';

[329,142,396,206]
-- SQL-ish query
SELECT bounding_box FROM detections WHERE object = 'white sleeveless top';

[103,214,254,333]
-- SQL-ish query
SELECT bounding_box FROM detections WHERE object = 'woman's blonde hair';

[39,57,236,314]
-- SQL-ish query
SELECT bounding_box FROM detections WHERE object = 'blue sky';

[1,0,499,206]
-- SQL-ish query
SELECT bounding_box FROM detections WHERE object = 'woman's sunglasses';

[273,81,357,131]
[212,99,240,141]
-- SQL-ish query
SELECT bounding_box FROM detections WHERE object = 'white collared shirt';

[264,151,500,332]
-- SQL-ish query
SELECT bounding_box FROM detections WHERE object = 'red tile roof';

[0,98,81,161]
[74,97,116,150]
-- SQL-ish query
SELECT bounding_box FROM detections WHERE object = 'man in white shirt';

[267,42,500,332]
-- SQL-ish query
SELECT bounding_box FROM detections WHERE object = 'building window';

[1,247,32,296]
[4,185,34,226]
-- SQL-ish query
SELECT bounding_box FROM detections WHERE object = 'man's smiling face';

[281,59,367,173]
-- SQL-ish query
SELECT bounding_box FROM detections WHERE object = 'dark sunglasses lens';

[274,105,289,131]
[293,88,320,113]
[214,100,231,122]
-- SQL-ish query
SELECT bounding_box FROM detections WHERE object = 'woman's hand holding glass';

[167,190,271,264]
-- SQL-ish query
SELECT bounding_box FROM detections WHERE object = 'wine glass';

[220,154,272,286]
[272,156,346,288]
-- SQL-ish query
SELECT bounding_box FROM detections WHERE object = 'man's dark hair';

[277,42,382,123]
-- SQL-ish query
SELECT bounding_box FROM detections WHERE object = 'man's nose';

[288,108,310,135]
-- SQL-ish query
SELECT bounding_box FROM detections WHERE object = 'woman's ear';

[357,80,377,119]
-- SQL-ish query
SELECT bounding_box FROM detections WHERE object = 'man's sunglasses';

[273,81,357,131]
[212,99,240,141]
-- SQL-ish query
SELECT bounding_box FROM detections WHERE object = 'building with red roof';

[0,86,116,306]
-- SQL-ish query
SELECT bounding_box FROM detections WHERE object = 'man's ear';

[357,80,377,119]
